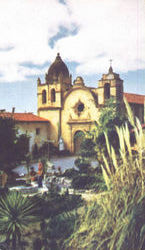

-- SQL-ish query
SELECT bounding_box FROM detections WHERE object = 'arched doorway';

[74,130,84,155]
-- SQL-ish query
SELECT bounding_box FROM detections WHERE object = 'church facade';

[37,53,145,153]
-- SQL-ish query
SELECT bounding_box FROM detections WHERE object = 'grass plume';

[65,99,145,250]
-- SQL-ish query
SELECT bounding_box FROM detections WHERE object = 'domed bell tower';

[37,53,72,146]
[44,53,72,109]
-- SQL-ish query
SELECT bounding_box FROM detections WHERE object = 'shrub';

[38,193,83,249]
[33,238,42,250]
[32,143,39,159]
[38,142,49,157]
[0,117,30,172]
[72,175,97,189]
[63,168,79,178]
[49,142,59,156]
[73,158,106,190]
[15,134,29,162]
[45,211,78,240]
[74,157,91,173]
[39,192,83,218]
[79,138,96,158]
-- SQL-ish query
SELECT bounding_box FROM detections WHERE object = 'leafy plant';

[0,191,39,249]
[72,175,95,189]
[39,192,83,219]
[38,192,83,249]
[74,157,91,173]
[44,211,78,240]
[63,168,79,179]
[79,138,96,158]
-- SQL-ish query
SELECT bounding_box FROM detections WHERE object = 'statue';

[58,137,65,151]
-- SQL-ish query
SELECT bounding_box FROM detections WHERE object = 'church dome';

[46,53,70,83]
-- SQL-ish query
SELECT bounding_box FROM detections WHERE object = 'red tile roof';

[124,93,145,105]
[0,112,49,123]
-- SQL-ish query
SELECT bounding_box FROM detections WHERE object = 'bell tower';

[37,53,72,145]
[44,53,72,109]
[97,61,123,105]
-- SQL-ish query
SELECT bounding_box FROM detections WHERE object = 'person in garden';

[58,166,62,175]
[29,167,37,182]
[37,159,44,188]
[0,171,8,187]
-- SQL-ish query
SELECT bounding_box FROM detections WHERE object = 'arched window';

[104,83,110,99]
[51,89,56,102]
[42,90,46,104]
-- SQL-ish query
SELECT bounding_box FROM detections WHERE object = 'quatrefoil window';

[73,100,85,116]
[77,103,84,112]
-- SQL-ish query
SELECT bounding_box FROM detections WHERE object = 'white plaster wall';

[16,122,49,152]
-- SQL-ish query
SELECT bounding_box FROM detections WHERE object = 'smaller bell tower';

[97,61,123,105]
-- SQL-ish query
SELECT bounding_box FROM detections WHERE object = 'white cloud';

[55,0,145,74]
[0,0,72,82]
[0,0,144,82]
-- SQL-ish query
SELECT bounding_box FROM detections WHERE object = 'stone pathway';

[13,156,77,176]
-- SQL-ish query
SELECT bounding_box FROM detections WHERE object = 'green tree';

[79,138,96,158]
[75,98,126,163]
[32,143,39,160]
[95,98,127,156]
[0,116,29,173]
[0,117,17,171]
[0,191,39,249]
[98,98,125,133]
[71,98,127,191]
[15,134,29,162]
[78,98,127,163]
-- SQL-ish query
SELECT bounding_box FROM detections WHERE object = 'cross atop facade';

[109,59,113,67]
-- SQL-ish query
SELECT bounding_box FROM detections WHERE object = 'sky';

[0,0,144,114]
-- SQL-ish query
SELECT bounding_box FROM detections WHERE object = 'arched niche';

[42,90,46,104]
[51,89,56,102]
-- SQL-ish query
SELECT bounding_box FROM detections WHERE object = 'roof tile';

[0,112,49,122]
[124,93,145,104]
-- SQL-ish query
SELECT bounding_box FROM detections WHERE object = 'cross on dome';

[109,59,113,73]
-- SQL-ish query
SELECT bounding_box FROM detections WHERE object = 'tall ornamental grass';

[65,99,145,250]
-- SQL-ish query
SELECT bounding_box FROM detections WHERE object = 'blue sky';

[0,0,144,114]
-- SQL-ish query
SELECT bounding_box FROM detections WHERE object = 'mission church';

[0,53,144,153]
[37,53,145,153]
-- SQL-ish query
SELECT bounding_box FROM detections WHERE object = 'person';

[29,167,37,182]
[37,160,44,188]
[1,171,8,187]
[58,166,62,175]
